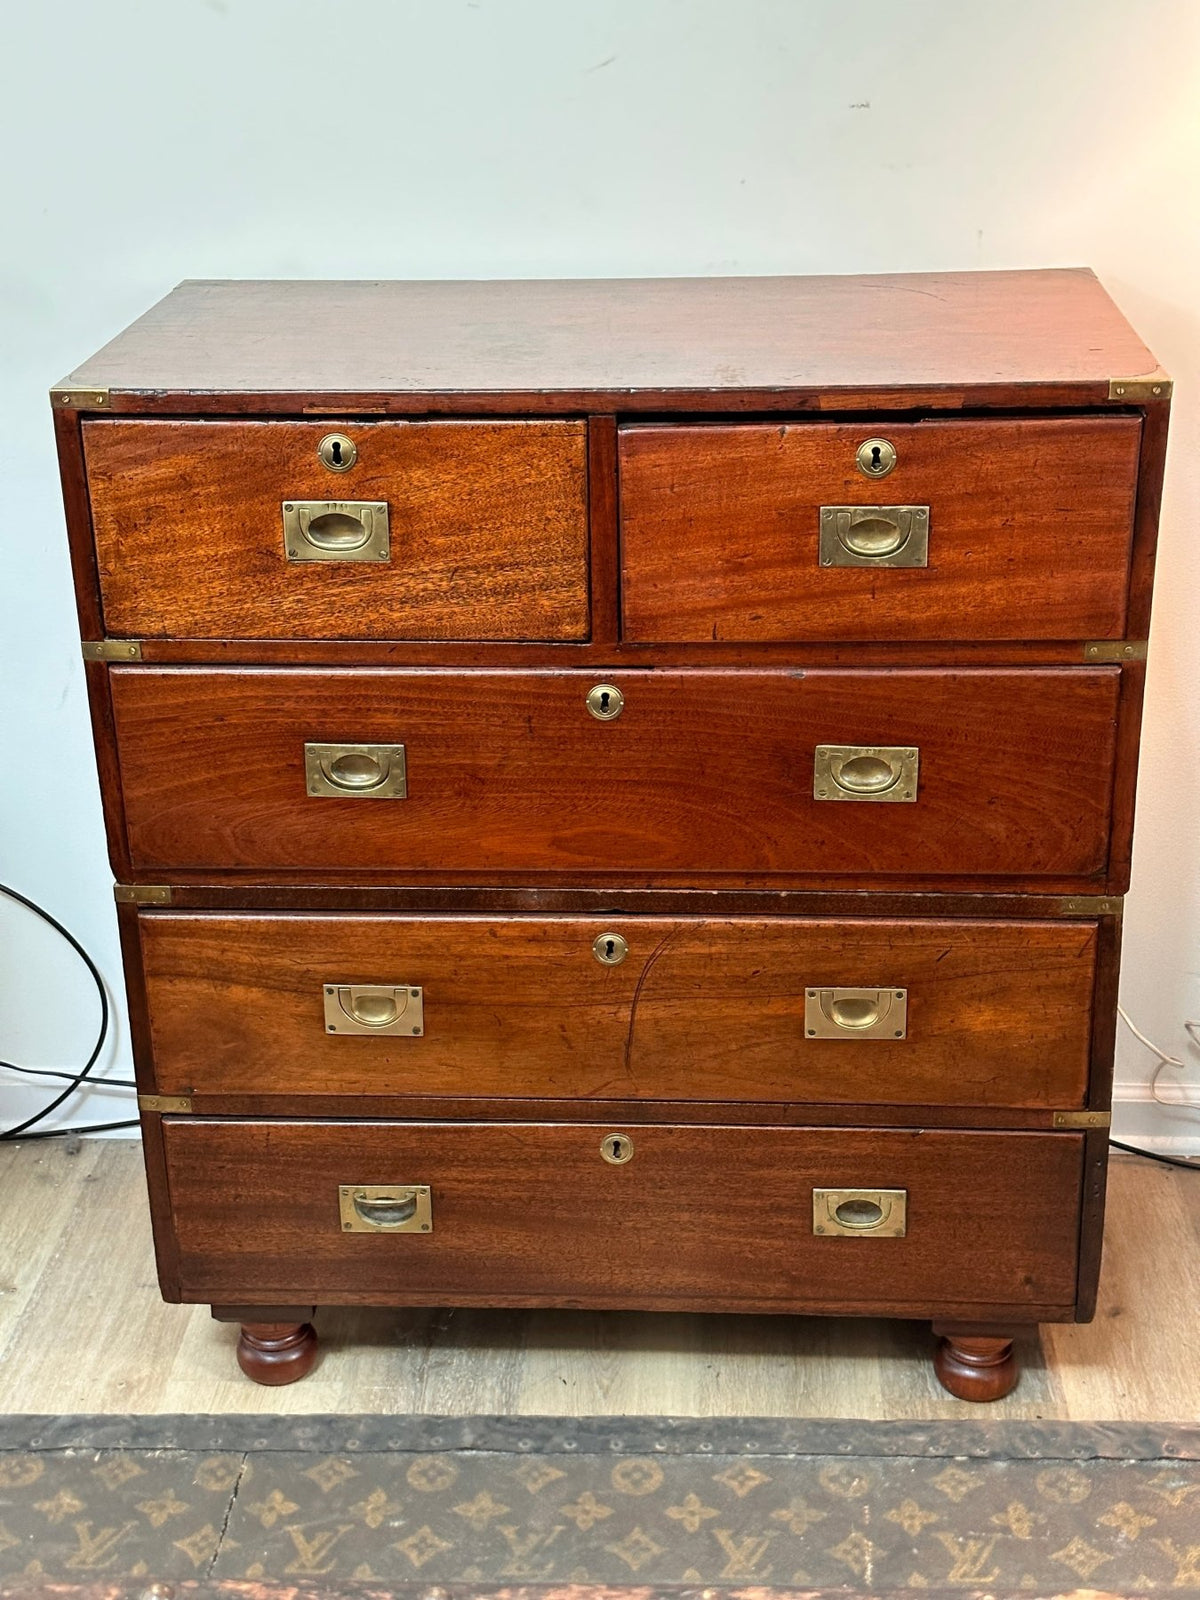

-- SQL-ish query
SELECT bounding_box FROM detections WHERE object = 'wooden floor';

[1,1140,1196,1419]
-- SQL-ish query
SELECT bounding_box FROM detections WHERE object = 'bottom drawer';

[162,1120,1083,1318]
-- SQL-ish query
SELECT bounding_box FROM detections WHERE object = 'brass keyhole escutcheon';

[855,438,896,478]
[593,932,628,966]
[317,433,357,472]
[586,684,624,721]
[600,1132,634,1165]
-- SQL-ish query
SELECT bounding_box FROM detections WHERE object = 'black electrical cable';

[15,1118,140,1140]
[0,881,134,1141]
[1,1061,136,1089]
[1109,1137,1200,1171]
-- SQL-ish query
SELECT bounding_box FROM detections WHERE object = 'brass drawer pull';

[324,984,424,1036]
[813,1187,907,1237]
[339,1184,432,1233]
[305,742,407,799]
[805,987,907,1040]
[819,505,929,567]
[283,500,389,562]
[814,744,918,802]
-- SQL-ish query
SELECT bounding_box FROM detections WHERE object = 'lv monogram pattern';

[1,1448,1199,1589]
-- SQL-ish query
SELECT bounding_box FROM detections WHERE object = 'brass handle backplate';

[805,987,907,1040]
[283,500,389,562]
[813,1187,907,1237]
[339,1184,432,1233]
[305,742,407,799]
[814,744,918,803]
[819,506,929,568]
[324,984,424,1036]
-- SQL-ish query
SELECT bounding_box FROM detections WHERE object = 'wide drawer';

[140,913,1097,1108]
[109,667,1120,885]
[161,1119,1083,1316]
[619,417,1142,642]
[82,420,589,641]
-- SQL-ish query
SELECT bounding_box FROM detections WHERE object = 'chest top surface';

[57,269,1163,404]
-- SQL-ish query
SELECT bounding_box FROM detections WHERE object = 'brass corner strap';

[1053,1110,1112,1129]
[1056,895,1123,918]
[1083,640,1148,663]
[137,1095,193,1114]
[51,384,112,409]
[114,884,173,906]
[1108,373,1172,402]
[82,640,143,662]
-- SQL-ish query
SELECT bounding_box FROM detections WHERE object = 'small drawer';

[161,1119,1083,1316]
[109,666,1120,887]
[83,419,589,641]
[140,913,1097,1109]
[619,417,1141,642]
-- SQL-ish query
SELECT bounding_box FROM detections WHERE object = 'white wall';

[3,0,1198,1144]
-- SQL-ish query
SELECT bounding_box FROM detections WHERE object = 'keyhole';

[601,1132,634,1164]
[317,433,357,472]
[869,445,882,472]
[592,931,628,965]
[586,684,624,721]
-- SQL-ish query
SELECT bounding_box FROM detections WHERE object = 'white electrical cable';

[1117,1005,1200,1111]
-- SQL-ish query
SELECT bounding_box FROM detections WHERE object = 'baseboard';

[1112,1079,1200,1156]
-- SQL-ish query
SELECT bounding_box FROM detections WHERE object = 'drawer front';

[111,667,1119,884]
[620,417,1141,642]
[141,913,1096,1109]
[83,420,589,641]
[162,1120,1083,1315]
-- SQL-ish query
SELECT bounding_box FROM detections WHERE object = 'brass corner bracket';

[51,385,111,410]
[114,884,173,906]
[1083,640,1147,663]
[138,1094,193,1114]
[1053,1110,1111,1129]
[1057,896,1124,918]
[82,640,142,662]
[1108,373,1172,402]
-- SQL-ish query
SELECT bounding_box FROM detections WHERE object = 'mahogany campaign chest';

[53,271,1169,1398]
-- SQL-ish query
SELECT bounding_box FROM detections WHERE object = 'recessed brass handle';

[813,1187,907,1237]
[305,743,407,799]
[323,983,424,1036]
[814,745,918,803]
[339,1184,432,1233]
[283,500,389,562]
[805,987,907,1040]
[819,506,929,568]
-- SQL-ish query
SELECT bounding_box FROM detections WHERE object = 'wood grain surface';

[619,417,1141,642]
[58,270,1160,406]
[160,1119,1083,1316]
[84,420,589,641]
[137,912,1097,1108]
[107,666,1121,884]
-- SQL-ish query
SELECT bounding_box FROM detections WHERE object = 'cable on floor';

[1109,1137,1200,1170]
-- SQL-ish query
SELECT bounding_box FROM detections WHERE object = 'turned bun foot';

[236,1320,318,1385]
[933,1328,1018,1402]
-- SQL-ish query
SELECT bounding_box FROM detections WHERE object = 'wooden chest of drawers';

[53,270,1169,1399]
